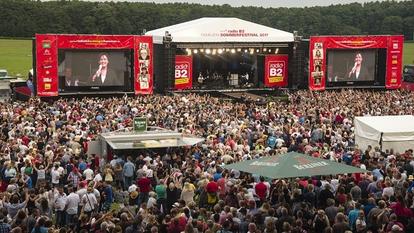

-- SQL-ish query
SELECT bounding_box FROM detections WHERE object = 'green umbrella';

[222,152,367,179]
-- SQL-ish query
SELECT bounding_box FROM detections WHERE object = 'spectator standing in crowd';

[123,156,135,189]
[0,90,411,232]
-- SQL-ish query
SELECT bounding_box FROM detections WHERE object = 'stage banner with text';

[175,55,193,89]
[35,34,59,97]
[386,36,404,89]
[134,36,153,95]
[56,35,135,49]
[264,55,289,87]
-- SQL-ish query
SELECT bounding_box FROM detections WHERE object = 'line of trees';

[1,0,413,39]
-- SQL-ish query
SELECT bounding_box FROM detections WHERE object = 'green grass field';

[0,39,32,77]
[0,39,413,78]
[403,42,414,66]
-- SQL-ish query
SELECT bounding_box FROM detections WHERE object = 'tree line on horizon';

[0,0,413,40]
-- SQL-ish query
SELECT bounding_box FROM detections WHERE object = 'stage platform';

[325,86,386,90]
[222,92,266,102]
[170,87,280,93]
[169,87,290,104]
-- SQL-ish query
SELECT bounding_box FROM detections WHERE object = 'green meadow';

[0,39,32,77]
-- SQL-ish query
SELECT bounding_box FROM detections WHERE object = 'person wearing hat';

[81,186,98,216]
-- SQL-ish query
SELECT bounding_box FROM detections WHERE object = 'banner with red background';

[36,34,59,96]
[264,55,289,87]
[386,36,404,89]
[175,55,193,89]
[309,35,404,91]
[134,36,153,95]
[35,34,153,96]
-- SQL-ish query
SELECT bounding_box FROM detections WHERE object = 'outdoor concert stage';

[147,17,296,92]
[31,18,403,99]
[33,18,297,98]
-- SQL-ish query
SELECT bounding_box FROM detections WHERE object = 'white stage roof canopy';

[146,17,294,44]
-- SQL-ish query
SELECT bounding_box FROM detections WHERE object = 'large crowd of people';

[0,89,413,233]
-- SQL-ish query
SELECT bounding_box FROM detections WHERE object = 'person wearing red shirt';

[21,135,30,146]
[206,178,218,193]
[167,215,186,233]
[137,173,152,207]
[216,173,227,199]
[205,177,219,206]
[0,179,7,192]
[255,177,268,203]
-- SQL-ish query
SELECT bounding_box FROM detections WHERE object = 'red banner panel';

[264,55,289,87]
[134,36,153,95]
[56,35,135,49]
[35,34,153,96]
[35,34,59,96]
[175,55,193,89]
[386,36,404,89]
[309,35,404,91]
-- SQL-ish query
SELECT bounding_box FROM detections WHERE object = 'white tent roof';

[146,17,294,44]
[355,115,414,133]
[354,115,414,153]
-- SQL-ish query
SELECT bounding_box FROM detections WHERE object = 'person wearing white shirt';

[65,187,80,227]
[128,184,138,194]
[81,187,98,214]
[4,164,17,182]
[110,158,118,168]
[382,181,394,198]
[34,163,48,188]
[93,172,103,184]
[54,187,67,227]
[77,185,100,207]
[83,167,94,181]
[51,165,61,186]
[147,192,157,209]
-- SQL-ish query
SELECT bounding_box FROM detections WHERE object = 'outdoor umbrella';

[222,152,368,179]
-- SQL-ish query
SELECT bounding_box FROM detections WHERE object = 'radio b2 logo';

[175,62,190,85]
[269,61,285,83]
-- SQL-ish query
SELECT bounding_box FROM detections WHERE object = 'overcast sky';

[86,0,399,8]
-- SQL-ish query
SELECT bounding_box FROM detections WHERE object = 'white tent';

[354,115,414,153]
[146,17,294,44]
